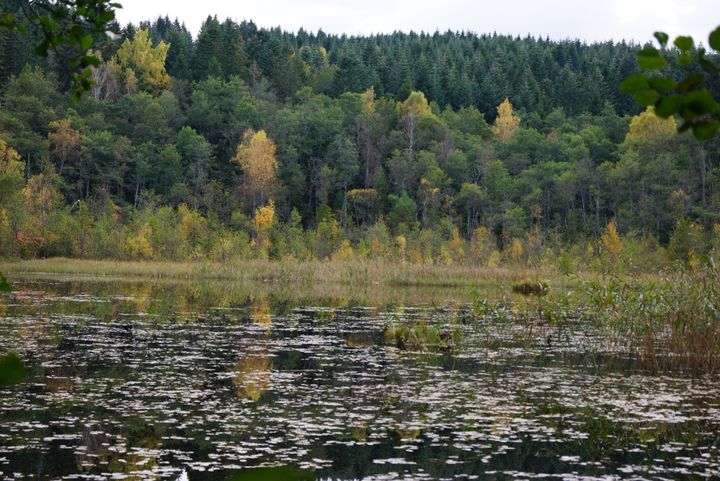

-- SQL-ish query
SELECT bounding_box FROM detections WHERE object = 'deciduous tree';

[115,28,171,95]
[231,129,278,210]
[492,97,520,141]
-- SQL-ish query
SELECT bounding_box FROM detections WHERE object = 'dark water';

[1,278,718,480]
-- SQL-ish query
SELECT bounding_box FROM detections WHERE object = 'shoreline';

[2,257,576,288]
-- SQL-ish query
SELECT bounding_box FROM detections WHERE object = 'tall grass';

[2,257,554,288]
[581,267,720,373]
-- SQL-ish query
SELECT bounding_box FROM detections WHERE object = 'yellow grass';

[2,257,567,288]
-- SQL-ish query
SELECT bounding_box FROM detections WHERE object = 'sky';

[115,0,720,45]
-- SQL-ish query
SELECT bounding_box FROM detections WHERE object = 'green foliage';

[1,15,720,272]
[0,1,122,101]
[621,26,720,140]
[0,272,11,292]
[0,352,26,386]
[581,266,720,372]
[385,320,462,352]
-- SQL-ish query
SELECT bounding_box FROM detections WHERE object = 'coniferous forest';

[1,12,720,270]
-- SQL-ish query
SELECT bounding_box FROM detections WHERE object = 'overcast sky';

[115,0,719,45]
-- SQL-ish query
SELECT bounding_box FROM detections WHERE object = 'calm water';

[1,278,719,481]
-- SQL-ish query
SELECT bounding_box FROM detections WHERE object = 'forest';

[1,12,720,271]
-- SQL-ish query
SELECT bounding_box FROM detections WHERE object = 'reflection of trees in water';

[128,283,153,313]
[112,423,162,480]
[73,422,162,479]
[43,374,75,394]
[249,299,272,327]
[233,355,273,401]
[75,426,110,473]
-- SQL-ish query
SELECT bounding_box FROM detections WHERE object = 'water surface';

[1,278,718,480]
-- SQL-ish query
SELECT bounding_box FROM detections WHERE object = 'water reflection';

[0,277,718,480]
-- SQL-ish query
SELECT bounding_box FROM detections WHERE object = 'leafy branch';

[0,0,122,101]
[621,26,720,140]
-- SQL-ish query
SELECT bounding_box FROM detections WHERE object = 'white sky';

[115,0,720,45]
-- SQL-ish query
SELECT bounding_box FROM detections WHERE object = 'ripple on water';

[0,280,719,480]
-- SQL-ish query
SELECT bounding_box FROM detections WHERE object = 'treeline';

[1,13,720,271]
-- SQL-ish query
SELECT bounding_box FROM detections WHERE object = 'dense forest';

[1,12,720,270]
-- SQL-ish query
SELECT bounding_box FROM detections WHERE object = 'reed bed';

[2,257,559,288]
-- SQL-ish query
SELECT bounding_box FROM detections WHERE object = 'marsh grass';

[6,257,718,372]
[384,321,463,352]
[2,257,553,288]
[580,267,720,373]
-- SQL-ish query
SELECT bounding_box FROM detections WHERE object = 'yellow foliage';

[492,97,520,141]
[398,91,432,151]
[115,28,170,94]
[408,249,423,264]
[510,238,524,262]
[124,223,154,260]
[179,205,207,248]
[488,250,502,268]
[448,228,465,260]
[395,235,407,256]
[600,218,623,266]
[438,246,453,265]
[625,106,676,143]
[253,201,275,235]
[0,209,10,253]
[398,91,432,120]
[253,200,275,250]
[232,130,279,208]
[332,239,355,261]
[470,226,494,264]
[361,87,376,114]
[0,139,24,188]
[22,168,62,248]
[48,119,82,173]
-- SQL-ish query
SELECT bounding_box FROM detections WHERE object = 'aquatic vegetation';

[511,279,549,296]
[384,320,463,352]
[581,266,720,372]
[0,352,26,386]
[1,277,719,480]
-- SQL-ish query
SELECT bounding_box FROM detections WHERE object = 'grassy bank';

[1,257,574,288]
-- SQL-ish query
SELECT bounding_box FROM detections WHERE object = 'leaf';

[709,26,720,52]
[678,53,693,66]
[80,34,93,51]
[655,95,682,117]
[693,121,719,140]
[673,36,694,52]
[0,13,15,28]
[620,74,649,94]
[678,121,693,133]
[648,76,675,91]
[0,353,26,386]
[698,50,720,73]
[633,89,661,106]
[0,273,10,292]
[654,31,669,48]
[679,89,719,121]
[637,46,666,71]
[79,55,101,67]
[676,74,706,94]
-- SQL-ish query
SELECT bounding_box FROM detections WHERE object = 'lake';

[1,277,718,480]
